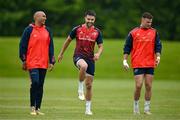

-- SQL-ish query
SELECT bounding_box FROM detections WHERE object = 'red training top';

[130,27,156,68]
[26,24,51,69]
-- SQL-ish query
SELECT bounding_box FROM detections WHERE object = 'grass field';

[0,78,180,120]
[0,37,180,119]
[0,37,180,80]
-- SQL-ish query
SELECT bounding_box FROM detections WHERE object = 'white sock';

[86,101,91,111]
[78,81,84,93]
[144,100,150,112]
[134,100,139,112]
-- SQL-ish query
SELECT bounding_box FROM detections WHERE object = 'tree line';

[0,0,180,40]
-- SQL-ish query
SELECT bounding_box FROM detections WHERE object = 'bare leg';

[77,59,88,82]
[144,74,153,114]
[134,75,144,100]
[76,59,88,100]
[85,75,93,101]
[134,74,144,114]
[144,74,153,101]
[85,74,93,115]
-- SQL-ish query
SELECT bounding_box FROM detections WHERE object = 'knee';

[86,82,92,90]
[136,84,142,91]
[80,64,88,71]
[145,84,152,91]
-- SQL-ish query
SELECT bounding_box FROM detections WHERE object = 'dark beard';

[87,22,93,28]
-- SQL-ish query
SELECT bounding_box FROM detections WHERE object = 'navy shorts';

[73,56,95,76]
[133,68,154,75]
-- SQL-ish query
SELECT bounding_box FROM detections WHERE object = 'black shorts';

[133,68,154,75]
[73,55,95,76]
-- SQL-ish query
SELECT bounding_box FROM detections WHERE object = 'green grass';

[0,37,180,119]
[0,37,180,80]
[0,78,180,120]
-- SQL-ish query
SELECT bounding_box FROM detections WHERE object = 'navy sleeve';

[69,26,78,39]
[155,32,162,54]
[96,30,103,44]
[46,27,55,65]
[19,26,33,62]
[123,33,133,54]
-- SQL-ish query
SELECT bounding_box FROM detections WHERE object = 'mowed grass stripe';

[0,78,180,120]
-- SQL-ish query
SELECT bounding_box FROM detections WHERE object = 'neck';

[35,22,43,27]
[140,24,149,29]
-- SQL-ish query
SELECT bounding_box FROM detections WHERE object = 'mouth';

[42,20,46,24]
[87,22,93,27]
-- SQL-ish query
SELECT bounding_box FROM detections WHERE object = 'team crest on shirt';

[136,33,140,36]
[92,32,97,36]
[80,31,83,34]
[147,32,151,35]
[33,34,37,37]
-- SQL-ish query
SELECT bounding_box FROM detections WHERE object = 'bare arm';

[123,54,129,70]
[94,43,103,61]
[58,36,72,63]
[123,54,129,61]
[155,52,161,66]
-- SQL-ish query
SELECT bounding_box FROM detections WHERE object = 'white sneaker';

[78,92,85,101]
[134,111,140,115]
[30,107,37,115]
[36,109,45,115]
[85,110,93,115]
[144,111,152,115]
[134,106,140,115]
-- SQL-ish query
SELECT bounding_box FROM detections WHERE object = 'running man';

[58,10,103,115]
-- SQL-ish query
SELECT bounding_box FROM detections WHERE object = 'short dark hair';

[85,10,96,17]
[142,12,153,19]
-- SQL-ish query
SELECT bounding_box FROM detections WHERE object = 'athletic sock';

[144,100,150,112]
[78,81,84,93]
[86,101,91,111]
[134,100,139,112]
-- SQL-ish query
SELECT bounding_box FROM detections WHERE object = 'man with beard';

[123,12,162,115]
[58,10,103,115]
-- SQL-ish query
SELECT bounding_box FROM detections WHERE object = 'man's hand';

[49,64,54,71]
[22,61,27,71]
[93,53,100,61]
[58,54,63,63]
[156,56,160,66]
[123,59,129,70]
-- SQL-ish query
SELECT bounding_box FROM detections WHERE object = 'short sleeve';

[69,26,79,39]
[96,30,103,44]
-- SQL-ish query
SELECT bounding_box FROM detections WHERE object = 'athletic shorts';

[73,55,95,76]
[133,68,154,75]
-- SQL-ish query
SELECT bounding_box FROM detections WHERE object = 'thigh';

[144,74,153,86]
[39,69,47,83]
[134,74,144,87]
[29,68,39,84]
[73,56,87,69]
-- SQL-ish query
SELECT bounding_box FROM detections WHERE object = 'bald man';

[19,11,55,115]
